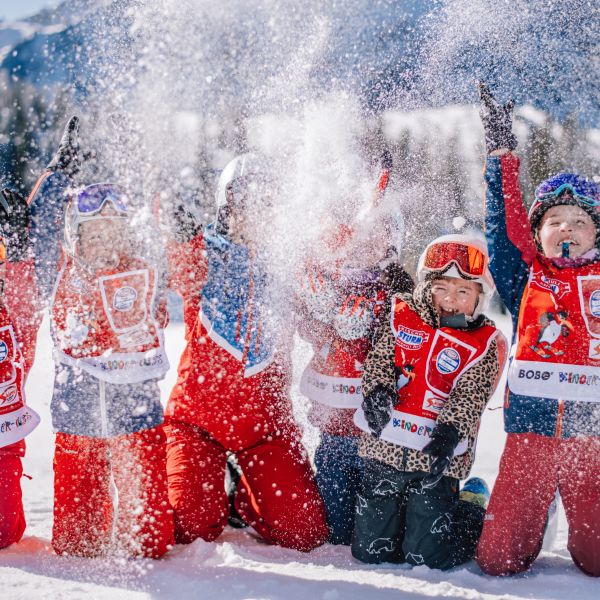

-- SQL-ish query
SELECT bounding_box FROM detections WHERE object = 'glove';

[0,188,30,262]
[362,384,395,438]
[333,295,375,340]
[46,115,82,177]
[299,265,339,323]
[171,201,201,243]
[478,82,517,154]
[421,422,460,488]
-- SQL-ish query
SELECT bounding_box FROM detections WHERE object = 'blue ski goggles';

[75,183,130,215]
[535,174,600,207]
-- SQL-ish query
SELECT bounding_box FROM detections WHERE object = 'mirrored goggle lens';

[76,186,129,214]
[0,242,5,262]
[536,182,600,207]
[423,242,487,276]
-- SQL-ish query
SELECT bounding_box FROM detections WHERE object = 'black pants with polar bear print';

[351,459,484,570]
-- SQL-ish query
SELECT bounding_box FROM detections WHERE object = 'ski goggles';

[74,184,130,216]
[423,242,487,277]
[0,241,5,262]
[535,175,600,207]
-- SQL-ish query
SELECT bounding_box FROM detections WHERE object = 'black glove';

[362,384,395,438]
[478,82,517,154]
[171,200,201,243]
[0,188,30,262]
[46,115,81,177]
[421,422,459,488]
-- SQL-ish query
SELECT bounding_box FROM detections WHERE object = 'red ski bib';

[508,256,600,401]
[0,313,40,447]
[52,259,169,384]
[355,298,498,453]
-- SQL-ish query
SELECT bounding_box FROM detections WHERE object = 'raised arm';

[478,83,536,317]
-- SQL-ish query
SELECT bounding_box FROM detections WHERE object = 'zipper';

[401,446,409,471]
[555,399,564,438]
[99,379,119,550]
[242,260,255,369]
[99,379,108,437]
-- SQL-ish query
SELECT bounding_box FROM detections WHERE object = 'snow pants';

[52,426,174,558]
[352,459,485,570]
[477,432,600,577]
[0,443,26,549]
[165,420,329,551]
[314,433,364,545]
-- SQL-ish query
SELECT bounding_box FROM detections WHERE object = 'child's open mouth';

[558,239,578,247]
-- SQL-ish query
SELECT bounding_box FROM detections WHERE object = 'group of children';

[0,84,598,578]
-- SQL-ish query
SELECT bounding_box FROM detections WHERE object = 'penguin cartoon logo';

[529,310,574,358]
[396,363,416,391]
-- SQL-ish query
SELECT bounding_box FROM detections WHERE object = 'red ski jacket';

[165,227,297,451]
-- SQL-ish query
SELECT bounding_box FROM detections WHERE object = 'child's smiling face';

[431,276,482,318]
[537,204,596,258]
[78,205,132,270]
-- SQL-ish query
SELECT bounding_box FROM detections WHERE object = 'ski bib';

[300,269,383,409]
[508,257,600,401]
[354,298,497,453]
[0,322,40,447]
[52,260,169,384]
[300,337,368,409]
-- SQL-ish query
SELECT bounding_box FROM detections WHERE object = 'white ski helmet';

[64,183,131,256]
[215,152,270,211]
[417,233,495,316]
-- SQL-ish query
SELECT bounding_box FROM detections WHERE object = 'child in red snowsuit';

[27,120,174,557]
[476,83,600,577]
[0,189,41,549]
[164,153,328,551]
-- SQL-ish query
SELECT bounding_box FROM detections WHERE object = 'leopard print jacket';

[358,279,500,481]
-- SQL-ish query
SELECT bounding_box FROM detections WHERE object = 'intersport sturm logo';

[113,286,138,312]
[531,270,571,299]
[395,325,429,350]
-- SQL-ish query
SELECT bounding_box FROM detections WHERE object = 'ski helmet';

[215,152,271,216]
[64,183,131,256]
[528,173,600,242]
[417,233,495,316]
[348,202,406,267]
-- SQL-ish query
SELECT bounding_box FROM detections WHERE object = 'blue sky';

[0,0,55,21]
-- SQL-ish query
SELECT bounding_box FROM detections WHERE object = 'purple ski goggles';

[535,174,600,207]
[75,183,130,215]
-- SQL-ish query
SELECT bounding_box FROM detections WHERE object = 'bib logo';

[0,341,7,362]
[589,290,600,318]
[0,384,18,407]
[436,348,461,374]
[113,286,138,312]
[531,271,571,299]
[396,325,429,350]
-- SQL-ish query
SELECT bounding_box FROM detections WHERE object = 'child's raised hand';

[0,188,30,262]
[47,116,82,177]
[299,265,339,324]
[478,81,517,154]
[333,295,375,340]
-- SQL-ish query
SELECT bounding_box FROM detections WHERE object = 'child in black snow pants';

[352,234,505,570]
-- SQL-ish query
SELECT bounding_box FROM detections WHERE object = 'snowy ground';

[2,312,598,600]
